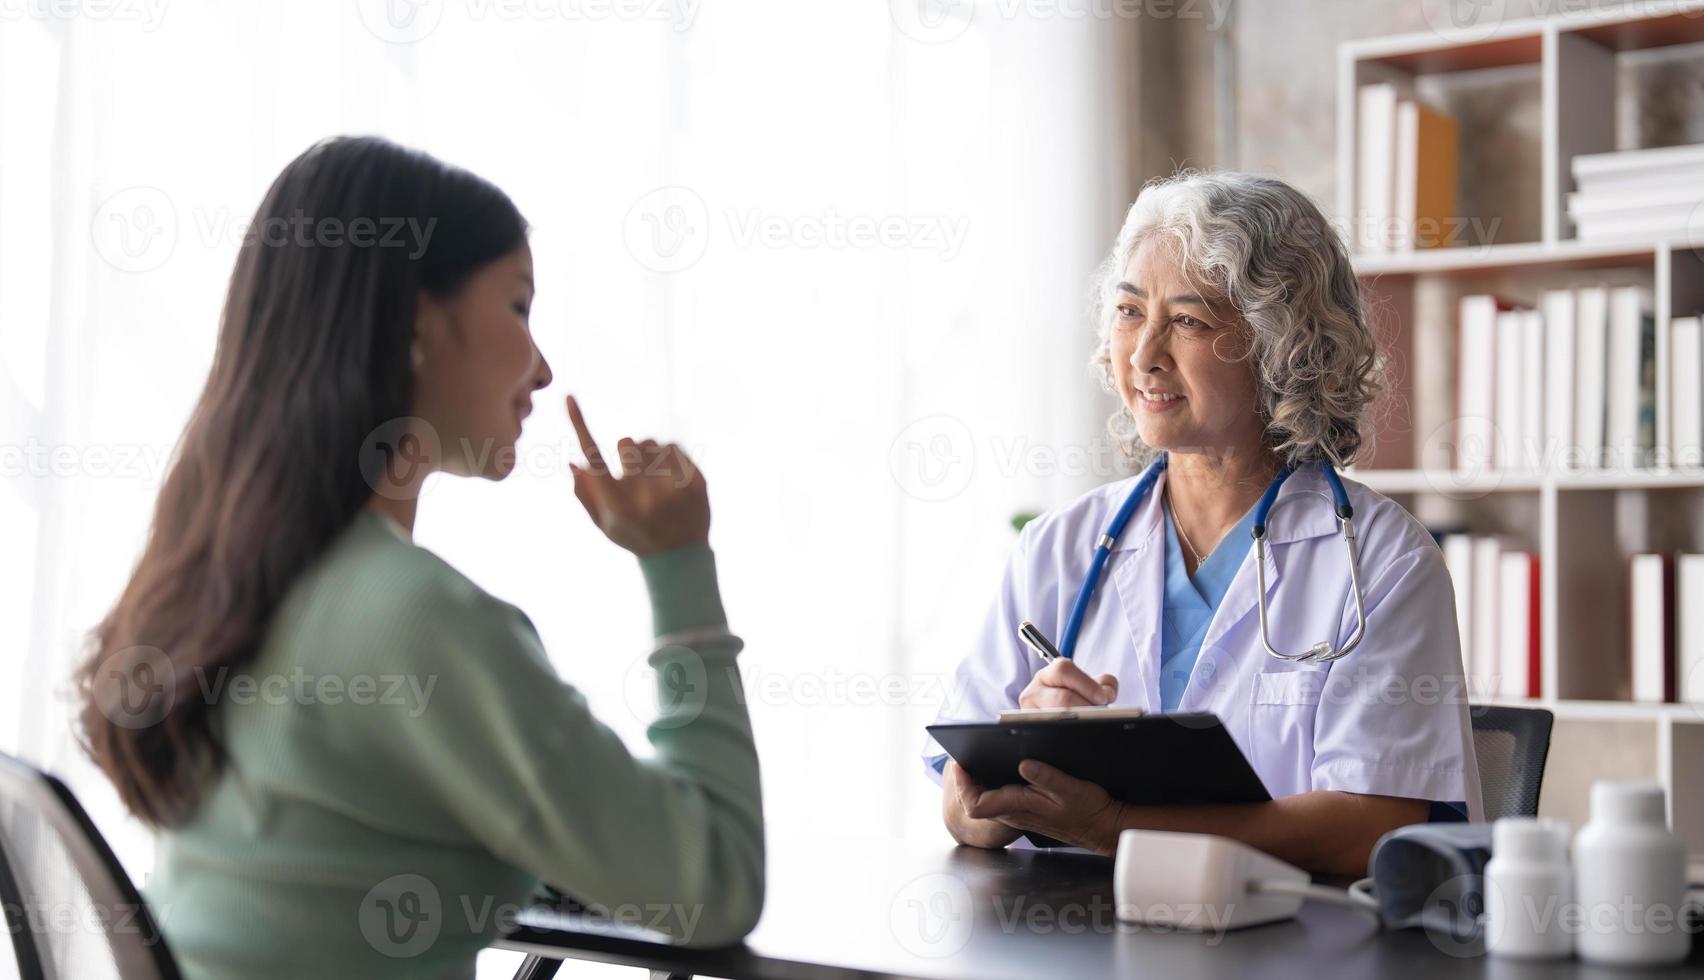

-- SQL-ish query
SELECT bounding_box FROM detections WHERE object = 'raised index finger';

[566,395,609,475]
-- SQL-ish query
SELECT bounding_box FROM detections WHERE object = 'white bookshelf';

[1337,2,1704,852]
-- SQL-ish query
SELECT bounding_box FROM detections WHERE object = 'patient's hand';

[966,760,1126,856]
[1017,658,1118,709]
[941,760,1021,849]
[567,394,710,556]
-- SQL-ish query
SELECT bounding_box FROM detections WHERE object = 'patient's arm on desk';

[941,759,1022,849]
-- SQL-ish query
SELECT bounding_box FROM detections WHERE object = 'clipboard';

[927,712,1270,848]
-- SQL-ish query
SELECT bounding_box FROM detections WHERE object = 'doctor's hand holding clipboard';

[940,622,1127,851]
[927,172,1484,876]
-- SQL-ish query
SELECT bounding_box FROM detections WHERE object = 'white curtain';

[0,0,1135,953]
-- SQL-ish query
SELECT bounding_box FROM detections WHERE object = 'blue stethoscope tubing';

[1055,451,1368,665]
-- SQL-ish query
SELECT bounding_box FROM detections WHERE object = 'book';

[1679,554,1704,705]
[1471,536,1503,703]
[1442,533,1476,681]
[1571,142,1704,191]
[1606,286,1654,470]
[1498,551,1540,700]
[1636,294,1658,468]
[1357,83,1398,253]
[1672,317,1703,468]
[1495,309,1527,469]
[1541,289,1576,467]
[1575,286,1610,468]
[1521,310,1546,471]
[1394,99,1459,250]
[1457,295,1504,471]
[1573,212,1698,243]
[1567,183,1704,217]
[1629,552,1676,703]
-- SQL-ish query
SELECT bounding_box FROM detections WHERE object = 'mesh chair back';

[1470,705,1554,821]
[0,752,180,980]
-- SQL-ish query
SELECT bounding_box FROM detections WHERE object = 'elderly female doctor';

[923,172,1481,876]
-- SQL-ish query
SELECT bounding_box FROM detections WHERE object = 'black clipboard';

[928,712,1271,848]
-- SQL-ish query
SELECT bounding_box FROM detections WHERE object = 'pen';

[1017,620,1064,664]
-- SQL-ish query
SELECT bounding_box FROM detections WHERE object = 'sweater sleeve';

[364,545,763,947]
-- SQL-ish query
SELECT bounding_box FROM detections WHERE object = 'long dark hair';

[77,136,527,825]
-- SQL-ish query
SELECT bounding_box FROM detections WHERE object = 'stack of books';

[1441,534,1540,702]
[1569,143,1704,243]
[1355,83,1459,253]
[1453,287,1691,472]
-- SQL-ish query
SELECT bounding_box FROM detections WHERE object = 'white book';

[1672,317,1704,468]
[1457,295,1500,472]
[1573,212,1697,243]
[1521,310,1546,471]
[1495,310,1526,470]
[1607,287,1651,470]
[1575,286,1610,468]
[1629,553,1673,704]
[1679,554,1704,705]
[1499,552,1534,700]
[1572,142,1704,189]
[1471,536,1503,704]
[1442,534,1475,677]
[1567,184,1704,217]
[1394,99,1419,250]
[1357,83,1398,254]
[1542,290,1576,466]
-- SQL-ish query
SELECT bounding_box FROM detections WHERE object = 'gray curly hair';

[1090,171,1383,469]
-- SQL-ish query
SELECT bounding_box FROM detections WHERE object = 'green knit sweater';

[145,509,763,980]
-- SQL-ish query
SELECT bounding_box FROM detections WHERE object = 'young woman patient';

[76,136,763,979]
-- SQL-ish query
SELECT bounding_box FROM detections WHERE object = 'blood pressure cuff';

[1367,822,1493,936]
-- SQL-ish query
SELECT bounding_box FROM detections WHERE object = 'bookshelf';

[1335,2,1704,850]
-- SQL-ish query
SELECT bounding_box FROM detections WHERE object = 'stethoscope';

[1052,451,1368,665]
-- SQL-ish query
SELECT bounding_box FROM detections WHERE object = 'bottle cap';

[1590,780,1667,824]
[1494,816,1570,860]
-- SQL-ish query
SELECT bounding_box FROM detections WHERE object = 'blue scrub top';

[1158,495,1258,712]
[1157,492,1468,823]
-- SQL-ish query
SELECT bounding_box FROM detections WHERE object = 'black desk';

[497,837,1703,979]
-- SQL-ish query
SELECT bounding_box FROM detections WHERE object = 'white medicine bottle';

[1573,780,1690,966]
[1485,816,1571,959]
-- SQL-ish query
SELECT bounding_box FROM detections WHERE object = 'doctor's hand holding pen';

[567,394,710,556]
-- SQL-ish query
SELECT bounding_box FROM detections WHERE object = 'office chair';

[0,750,183,980]
[1469,705,1554,821]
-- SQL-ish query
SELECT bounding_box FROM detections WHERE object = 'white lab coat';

[923,464,1484,823]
